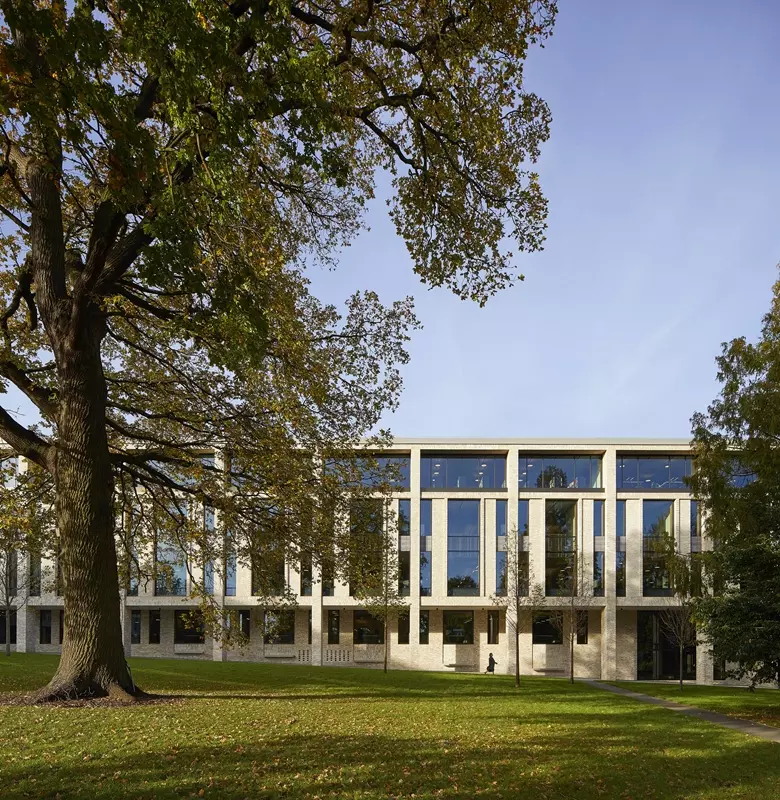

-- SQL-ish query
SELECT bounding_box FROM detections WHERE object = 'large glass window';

[518,500,529,537]
[643,500,674,596]
[398,499,411,597]
[532,613,562,644]
[690,500,700,539]
[616,500,626,537]
[0,610,16,645]
[39,609,51,645]
[419,610,430,645]
[130,610,141,644]
[545,500,577,596]
[328,610,340,644]
[421,455,506,490]
[155,540,187,596]
[443,610,474,644]
[174,610,205,644]
[326,455,410,489]
[420,500,432,596]
[300,554,313,597]
[593,551,605,597]
[496,500,507,596]
[617,456,693,490]
[519,455,602,489]
[353,610,384,644]
[616,552,626,597]
[28,553,41,596]
[447,500,480,596]
[348,498,384,596]
[264,610,295,644]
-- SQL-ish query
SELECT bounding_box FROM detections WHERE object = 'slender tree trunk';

[514,605,520,688]
[33,313,135,701]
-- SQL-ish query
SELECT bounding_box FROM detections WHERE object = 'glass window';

[308,609,312,645]
[419,610,430,645]
[496,499,507,537]
[447,499,480,596]
[617,456,693,489]
[420,500,432,597]
[496,550,507,596]
[28,553,41,596]
[616,552,626,597]
[398,500,411,536]
[398,550,411,597]
[59,609,64,644]
[516,551,530,597]
[328,610,340,644]
[224,548,237,596]
[532,613,562,644]
[326,455,411,489]
[239,609,251,639]
[518,500,529,536]
[39,609,51,645]
[519,456,603,489]
[353,610,384,644]
[545,500,576,596]
[348,498,383,596]
[155,540,187,596]
[593,500,604,539]
[4,550,17,597]
[131,610,141,644]
[149,610,161,644]
[174,610,205,644]
[398,613,410,645]
[576,611,588,645]
[616,500,626,537]
[593,551,605,597]
[496,499,507,596]
[421,455,506,489]
[488,610,500,645]
[203,560,214,595]
[443,610,474,644]
[643,500,674,597]
[300,554,313,597]
[264,610,295,644]
[0,610,16,645]
[690,501,700,539]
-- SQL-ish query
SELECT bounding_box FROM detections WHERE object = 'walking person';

[485,652,497,675]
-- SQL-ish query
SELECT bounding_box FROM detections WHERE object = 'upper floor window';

[326,455,410,490]
[617,456,693,490]
[421,455,506,490]
[519,455,602,489]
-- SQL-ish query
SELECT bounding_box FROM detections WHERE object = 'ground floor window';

[398,612,410,645]
[443,610,474,644]
[39,609,52,645]
[419,610,429,644]
[637,610,696,680]
[487,610,500,645]
[0,610,16,644]
[532,613,562,645]
[327,610,340,644]
[239,609,252,639]
[576,610,588,645]
[264,610,295,644]
[131,610,141,644]
[149,610,161,644]
[353,610,384,644]
[174,610,205,644]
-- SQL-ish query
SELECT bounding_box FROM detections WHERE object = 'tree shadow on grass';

[3,708,780,800]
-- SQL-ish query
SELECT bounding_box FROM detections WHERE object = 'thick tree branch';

[0,359,58,419]
[0,403,50,468]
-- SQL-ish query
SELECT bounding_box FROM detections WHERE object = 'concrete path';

[585,681,780,743]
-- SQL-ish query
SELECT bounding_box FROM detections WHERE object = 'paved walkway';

[585,681,780,743]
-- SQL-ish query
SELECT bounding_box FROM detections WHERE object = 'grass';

[0,655,778,799]
[613,681,780,728]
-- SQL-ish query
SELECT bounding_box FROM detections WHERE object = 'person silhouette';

[485,653,497,674]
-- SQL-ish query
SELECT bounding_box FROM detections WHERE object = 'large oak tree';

[0,0,556,700]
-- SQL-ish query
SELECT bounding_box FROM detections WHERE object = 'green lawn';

[1,655,779,799]
[614,681,780,728]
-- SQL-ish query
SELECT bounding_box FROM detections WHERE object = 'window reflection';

[545,500,576,596]
[443,610,474,644]
[519,455,602,489]
[447,500,480,596]
[617,456,693,490]
[421,455,506,489]
[643,500,674,597]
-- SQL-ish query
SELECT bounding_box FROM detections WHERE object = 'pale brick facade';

[6,439,717,683]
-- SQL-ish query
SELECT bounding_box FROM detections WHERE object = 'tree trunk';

[514,608,520,688]
[383,619,388,674]
[33,313,135,701]
[4,601,9,657]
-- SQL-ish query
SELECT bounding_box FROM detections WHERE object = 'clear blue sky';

[309,0,780,440]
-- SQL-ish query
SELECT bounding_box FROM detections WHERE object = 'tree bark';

[33,309,135,701]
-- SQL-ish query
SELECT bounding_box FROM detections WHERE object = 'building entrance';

[636,610,696,681]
